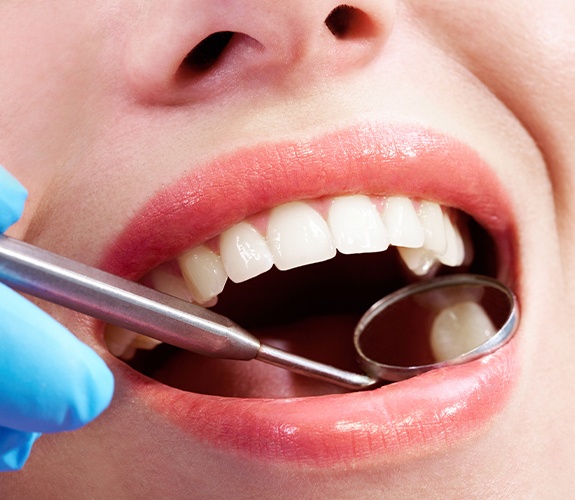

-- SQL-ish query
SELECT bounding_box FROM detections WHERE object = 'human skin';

[1,0,574,497]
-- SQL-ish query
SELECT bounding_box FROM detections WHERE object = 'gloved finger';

[0,428,41,472]
[0,283,114,433]
[0,166,27,232]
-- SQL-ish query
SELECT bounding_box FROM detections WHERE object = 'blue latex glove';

[0,166,114,471]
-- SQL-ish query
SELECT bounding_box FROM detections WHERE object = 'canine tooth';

[220,221,274,283]
[397,246,438,276]
[381,197,425,248]
[178,245,228,304]
[104,325,138,359]
[438,213,465,266]
[267,201,336,270]
[417,201,447,254]
[430,301,496,362]
[149,265,191,301]
[327,195,390,254]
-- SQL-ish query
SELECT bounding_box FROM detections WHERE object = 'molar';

[104,325,162,360]
[327,195,390,254]
[220,221,274,283]
[267,201,336,270]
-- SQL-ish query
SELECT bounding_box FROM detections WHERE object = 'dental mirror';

[353,274,518,382]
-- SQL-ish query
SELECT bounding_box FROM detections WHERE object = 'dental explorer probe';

[0,234,378,390]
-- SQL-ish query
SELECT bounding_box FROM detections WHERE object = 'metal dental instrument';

[0,234,518,389]
[0,234,377,390]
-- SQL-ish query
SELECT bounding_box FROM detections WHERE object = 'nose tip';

[126,1,397,104]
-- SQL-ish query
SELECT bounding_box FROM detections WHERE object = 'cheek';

[0,3,114,205]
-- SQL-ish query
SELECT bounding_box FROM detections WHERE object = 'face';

[1,0,574,496]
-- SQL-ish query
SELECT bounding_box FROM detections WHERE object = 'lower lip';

[103,124,519,464]
[124,339,517,464]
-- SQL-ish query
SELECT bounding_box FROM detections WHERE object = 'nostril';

[182,31,235,73]
[325,5,377,39]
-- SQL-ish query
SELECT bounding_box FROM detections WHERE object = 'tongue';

[151,314,361,398]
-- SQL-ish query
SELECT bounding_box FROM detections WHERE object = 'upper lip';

[100,122,520,464]
[103,122,516,283]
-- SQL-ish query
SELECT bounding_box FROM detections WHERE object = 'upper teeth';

[105,194,467,360]
[174,194,465,305]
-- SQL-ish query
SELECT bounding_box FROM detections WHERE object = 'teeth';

[381,197,425,248]
[104,325,162,360]
[148,264,191,301]
[438,213,465,267]
[108,195,474,360]
[417,201,447,254]
[396,246,438,276]
[104,324,138,358]
[178,245,228,304]
[220,221,274,283]
[137,196,468,323]
[267,201,336,270]
[327,195,389,254]
[430,301,496,362]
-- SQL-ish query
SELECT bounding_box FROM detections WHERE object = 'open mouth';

[104,194,497,398]
[97,124,518,462]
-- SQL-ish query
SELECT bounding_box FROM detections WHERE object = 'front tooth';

[430,301,497,362]
[381,196,425,248]
[267,201,336,270]
[220,221,274,283]
[327,195,390,254]
[396,246,438,276]
[417,201,447,254]
[178,245,228,304]
[437,213,465,267]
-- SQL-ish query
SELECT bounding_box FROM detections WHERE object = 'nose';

[126,0,397,104]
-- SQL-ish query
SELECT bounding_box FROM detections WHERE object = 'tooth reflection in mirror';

[430,301,496,362]
[354,275,517,382]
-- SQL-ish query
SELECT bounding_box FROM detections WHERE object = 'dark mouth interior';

[123,215,497,398]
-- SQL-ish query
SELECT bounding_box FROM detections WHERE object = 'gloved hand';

[0,166,114,471]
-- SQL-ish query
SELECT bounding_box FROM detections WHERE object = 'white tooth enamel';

[267,201,336,270]
[381,196,425,248]
[438,213,465,266]
[220,221,274,283]
[430,301,497,362]
[396,246,439,276]
[149,266,191,301]
[417,201,447,254]
[178,245,228,304]
[327,195,390,254]
[104,325,139,359]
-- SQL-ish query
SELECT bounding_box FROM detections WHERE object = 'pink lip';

[103,123,519,464]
